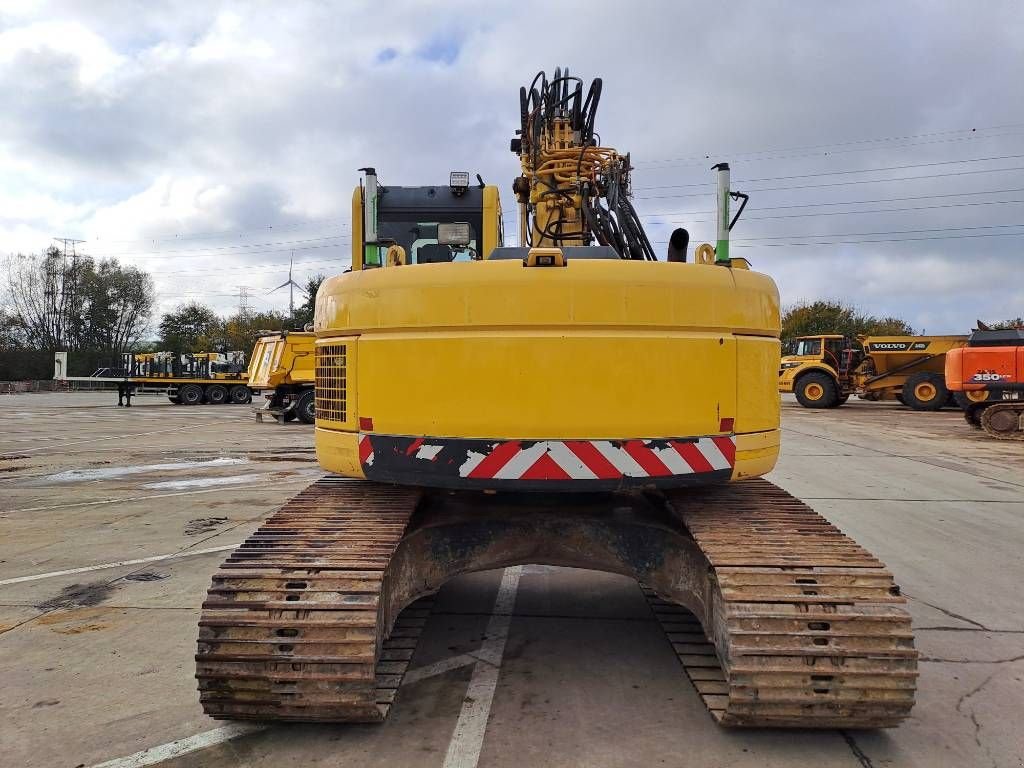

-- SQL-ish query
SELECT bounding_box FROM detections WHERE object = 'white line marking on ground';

[0,544,241,586]
[402,653,480,685]
[10,420,247,456]
[143,471,273,490]
[443,566,522,768]
[86,723,266,768]
[82,630,493,767]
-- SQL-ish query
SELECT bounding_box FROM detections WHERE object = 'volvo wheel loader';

[196,68,917,728]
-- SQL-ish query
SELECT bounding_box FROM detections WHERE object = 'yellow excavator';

[196,69,917,728]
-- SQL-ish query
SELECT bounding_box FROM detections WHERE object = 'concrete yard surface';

[1,391,1022,767]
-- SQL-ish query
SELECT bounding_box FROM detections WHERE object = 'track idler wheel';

[980,403,1024,440]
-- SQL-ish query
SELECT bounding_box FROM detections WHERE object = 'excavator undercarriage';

[197,477,917,727]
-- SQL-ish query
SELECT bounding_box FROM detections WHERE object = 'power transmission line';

[91,219,349,245]
[635,165,1024,200]
[730,222,1024,243]
[634,122,1024,167]
[641,198,1024,225]
[634,154,1024,191]
[86,234,347,259]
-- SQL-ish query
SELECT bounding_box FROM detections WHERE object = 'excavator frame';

[196,68,917,729]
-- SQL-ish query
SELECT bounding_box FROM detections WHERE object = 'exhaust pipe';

[667,228,689,262]
[712,162,730,264]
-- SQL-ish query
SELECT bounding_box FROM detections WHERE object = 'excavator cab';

[352,170,503,269]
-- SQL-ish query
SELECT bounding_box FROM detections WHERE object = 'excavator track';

[980,402,1024,440]
[648,481,918,727]
[197,476,916,728]
[196,477,425,721]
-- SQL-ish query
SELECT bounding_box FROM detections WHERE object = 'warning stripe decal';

[359,434,735,482]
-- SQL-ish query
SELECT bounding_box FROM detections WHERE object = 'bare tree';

[5,248,73,349]
[3,248,154,353]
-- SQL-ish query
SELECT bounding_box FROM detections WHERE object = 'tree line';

[0,245,323,379]
[781,299,1022,345]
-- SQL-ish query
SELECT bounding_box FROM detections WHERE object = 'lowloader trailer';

[54,351,255,407]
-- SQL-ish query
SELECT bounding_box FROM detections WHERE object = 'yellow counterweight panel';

[355,329,735,440]
[732,429,781,480]
[316,259,779,337]
[314,428,366,479]
[736,335,782,433]
[314,257,781,484]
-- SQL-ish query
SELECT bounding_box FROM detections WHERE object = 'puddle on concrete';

[42,457,249,484]
[252,455,318,463]
[143,472,268,490]
[120,571,169,582]
[36,581,116,611]
[145,467,323,491]
[185,517,229,536]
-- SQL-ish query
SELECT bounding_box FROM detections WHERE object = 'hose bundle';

[517,68,656,261]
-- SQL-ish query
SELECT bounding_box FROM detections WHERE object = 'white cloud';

[0,0,1022,326]
[0,19,123,86]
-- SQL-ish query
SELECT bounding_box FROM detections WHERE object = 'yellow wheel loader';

[196,68,917,729]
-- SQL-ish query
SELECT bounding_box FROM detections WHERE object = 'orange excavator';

[945,326,1024,439]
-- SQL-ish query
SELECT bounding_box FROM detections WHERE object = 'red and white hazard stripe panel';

[358,434,735,481]
[359,434,375,465]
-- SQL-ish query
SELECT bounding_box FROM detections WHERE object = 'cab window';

[378,220,479,264]
[794,338,822,356]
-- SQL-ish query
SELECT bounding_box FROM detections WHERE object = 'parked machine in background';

[54,350,254,406]
[779,333,967,410]
[125,351,251,405]
[946,328,1024,439]
[247,330,316,423]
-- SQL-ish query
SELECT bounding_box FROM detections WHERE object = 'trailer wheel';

[168,394,181,404]
[902,372,948,411]
[296,390,316,424]
[205,385,227,405]
[794,372,838,408]
[229,385,251,404]
[179,384,203,405]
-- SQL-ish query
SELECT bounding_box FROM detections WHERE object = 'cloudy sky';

[1,0,1022,332]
